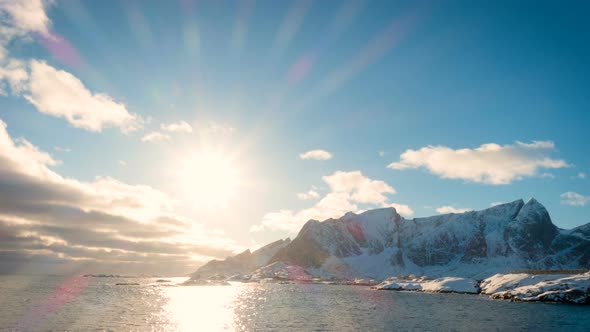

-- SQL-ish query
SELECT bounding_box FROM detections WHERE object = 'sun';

[177,148,240,207]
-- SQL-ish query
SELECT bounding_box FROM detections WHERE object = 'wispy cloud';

[141,131,170,143]
[299,149,333,161]
[560,192,589,207]
[54,146,71,152]
[161,121,193,133]
[386,203,414,216]
[0,59,28,95]
[296,189,320,200]
[388,141,569,185]
[199,121,235,135]
[436,205,472,214]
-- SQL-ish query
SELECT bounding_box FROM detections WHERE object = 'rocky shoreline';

[185,270,590,305]
[373,271,590,304]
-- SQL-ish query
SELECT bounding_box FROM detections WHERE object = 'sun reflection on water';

[164,284,239,331]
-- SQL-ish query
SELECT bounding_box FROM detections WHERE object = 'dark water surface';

[0,275,588,331]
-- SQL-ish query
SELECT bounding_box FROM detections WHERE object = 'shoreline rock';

[480,271,590,304]
[373,272,590,304]
[373,276,480,294]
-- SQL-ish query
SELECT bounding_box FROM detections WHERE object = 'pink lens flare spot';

[286,264,312,281]
[38,32,84,69]
[287,52,315,85]
[346,223,366,243]
[18,273,90,330]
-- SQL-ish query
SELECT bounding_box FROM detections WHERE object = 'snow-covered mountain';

[190,238,291,279]
[191,199,589,280]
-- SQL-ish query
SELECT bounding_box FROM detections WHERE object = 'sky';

[0,0,588,275]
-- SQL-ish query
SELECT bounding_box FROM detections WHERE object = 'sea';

[0,275,589,331]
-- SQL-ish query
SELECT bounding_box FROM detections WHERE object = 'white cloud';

[386,203,414,217]
[1,4,142,134]
[296,189,320,200]
[251,170,409,233]
[118,160,127,166]
[0,0,51,37]
[0,0,50,63]
[199,121,235,135]
[540,173,555,179]
[436,206,472,214]
[388,141,569,185]
[323,170,395,204]
[252,192,358,233]
[141,131,170,143]
[378,151,386,157]
[54,146,71,152]
[0,59,28,95]
[578,172,587,179]
[24,60,142,133]
[299,149,333,161]
[560,192,589,207]
[161,121,192,133]
[1,0,48,80]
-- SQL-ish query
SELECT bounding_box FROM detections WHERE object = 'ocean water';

[0,275,589,331]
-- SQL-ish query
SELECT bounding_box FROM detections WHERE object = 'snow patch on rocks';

[374,276,479,294]
[480,272,590,304]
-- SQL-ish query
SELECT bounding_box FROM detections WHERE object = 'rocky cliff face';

[192,199,589,280]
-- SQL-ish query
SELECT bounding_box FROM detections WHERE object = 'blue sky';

[0,0,588,274]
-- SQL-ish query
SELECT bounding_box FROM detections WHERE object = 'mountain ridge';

[191,198,589,280]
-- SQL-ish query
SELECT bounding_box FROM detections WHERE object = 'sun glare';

[177,149,240,207]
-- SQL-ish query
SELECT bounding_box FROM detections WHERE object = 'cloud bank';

[0,119,241,275]
[388,141,569,185]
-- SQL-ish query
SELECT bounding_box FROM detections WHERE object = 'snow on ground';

[480,272,590,304]
[374,276,479,294]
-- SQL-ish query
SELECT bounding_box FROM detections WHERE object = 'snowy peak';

[296,207,399,255]
[345,207,401,222]
[482,199,525,219]
[507,198,558,260]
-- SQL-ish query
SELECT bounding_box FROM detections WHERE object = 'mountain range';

[191,199,589,280]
